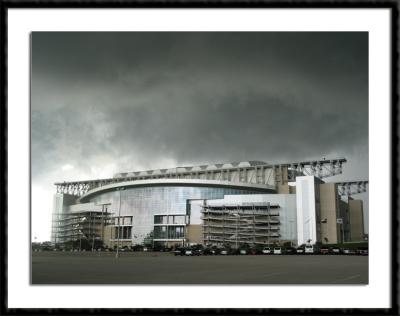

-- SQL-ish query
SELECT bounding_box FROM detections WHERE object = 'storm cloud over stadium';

[31,32,368,241]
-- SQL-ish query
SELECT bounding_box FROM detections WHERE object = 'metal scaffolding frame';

[201,202,281,247]
[52,210,112,249]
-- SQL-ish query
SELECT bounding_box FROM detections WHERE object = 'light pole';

[341,222,345,244]
[337,218,344,244]
[232,213,240,249]
[115,187,125,259]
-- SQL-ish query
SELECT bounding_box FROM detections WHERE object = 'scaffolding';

[51,210,112,249]
[201,202,281,248]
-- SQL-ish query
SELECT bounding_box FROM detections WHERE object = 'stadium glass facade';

[85,185,265,246]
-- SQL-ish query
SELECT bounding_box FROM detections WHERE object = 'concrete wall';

[319,183,339,244]
[277,184,290,194]
[349,199,365,242]
[103,226,113,247]
[186,225,203,244]
[339,200,350,243]
[277,184,296,194]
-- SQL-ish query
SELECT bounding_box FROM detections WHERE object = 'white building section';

[295,176,321,246]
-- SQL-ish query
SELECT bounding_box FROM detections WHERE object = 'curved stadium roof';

[79,178,276,203]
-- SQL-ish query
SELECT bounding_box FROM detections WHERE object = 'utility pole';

[115,187,125,259]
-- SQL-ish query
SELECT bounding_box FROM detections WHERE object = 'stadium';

[51,158,367,250]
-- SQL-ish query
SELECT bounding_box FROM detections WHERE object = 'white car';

[220,250,228,255]
[273,247,282,255]
[240,249,247,255]
[305,245,315,254]
[262,247,272,254]
[185,249,193,256]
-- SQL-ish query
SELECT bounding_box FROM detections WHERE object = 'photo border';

[1,1,398,315]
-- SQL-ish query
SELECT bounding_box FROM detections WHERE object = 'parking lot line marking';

[263,272,286,278]
[331,274,361,283]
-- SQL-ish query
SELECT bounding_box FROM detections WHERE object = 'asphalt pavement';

[31,251,368,285]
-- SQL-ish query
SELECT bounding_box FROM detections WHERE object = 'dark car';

[296,247,305,254]
[160,247,172,252]
[231,248,242,255]
[284,247,296,255]
[356,247,368,256]
[193,249,203,256]
[248,248,261,255]
[131,245,144,252]
[319,247,330,255]
[203,248,216,255]
[173,248,185,256]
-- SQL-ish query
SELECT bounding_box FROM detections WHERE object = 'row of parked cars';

[172,245,368,256]
[273,245,368,255]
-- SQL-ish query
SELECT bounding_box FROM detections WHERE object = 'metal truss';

[285,158,346,181]
[337,181,369,196]
[54,157,347,196]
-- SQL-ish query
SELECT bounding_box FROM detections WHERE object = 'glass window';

[154,215,167,224]
[124,226,132,239]
[171,215,185,225]
[168,225,185,239]
[154,226,167,239]
[123,216,132,225]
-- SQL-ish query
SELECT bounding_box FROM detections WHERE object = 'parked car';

[319,247,330,255]
[248,248,260,255]
[132,244,144,252]
[331,247,341,255]
[357,247,368,256]
[154,246,172,252]
[193,249,203,256]
[296,247,305,254]
[239,249,247,255]
[284,247,296,255]
[262,247,272,254]
[184,248,193,256]
[304,244,316,254]
[219,249,229,255]
[173,248,185,256]
[273,247,282,255]
[203,248,216,255]
[342,248,356,255]
[231,248,241,255]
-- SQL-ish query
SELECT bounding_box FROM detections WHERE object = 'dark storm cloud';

[31,32,368,180]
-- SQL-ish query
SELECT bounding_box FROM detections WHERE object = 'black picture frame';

[1,1,398,315]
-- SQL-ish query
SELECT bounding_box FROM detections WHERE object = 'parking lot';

[32,251,368,284]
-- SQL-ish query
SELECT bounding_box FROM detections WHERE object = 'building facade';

[52,178,274,248]
[51,159,366,249]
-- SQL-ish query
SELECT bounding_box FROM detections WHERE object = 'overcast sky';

[31,32,368,241]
